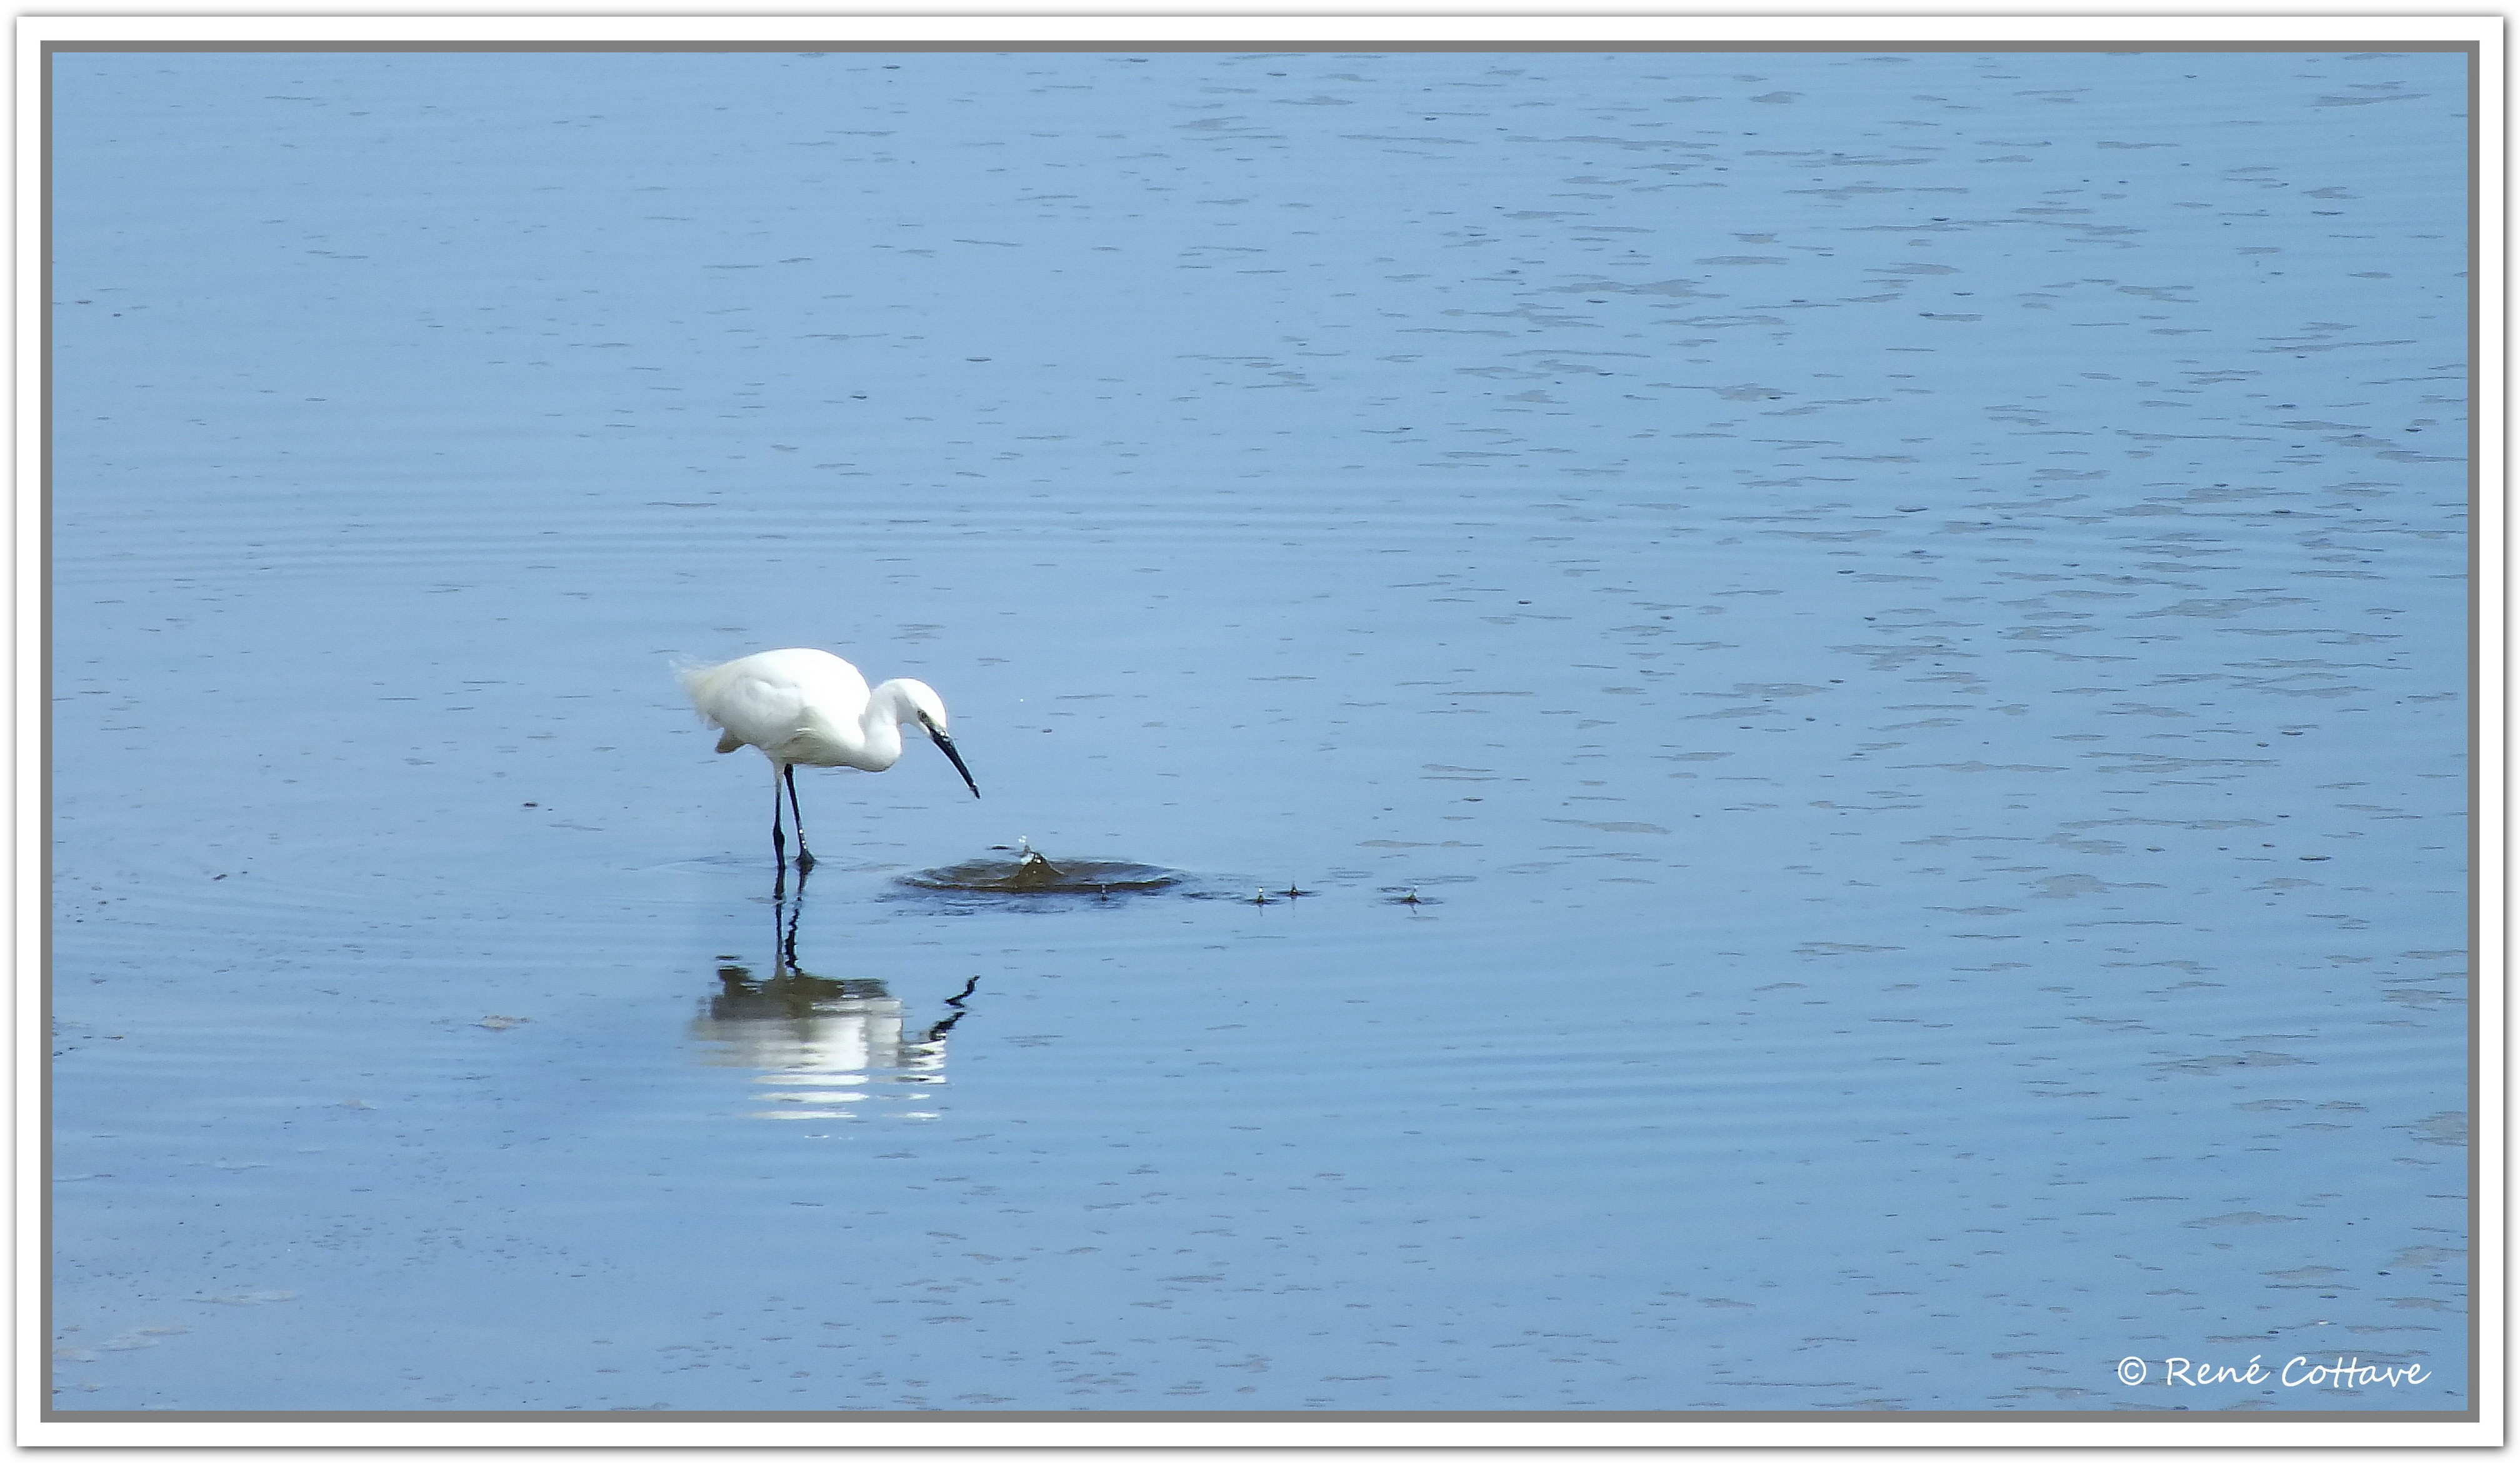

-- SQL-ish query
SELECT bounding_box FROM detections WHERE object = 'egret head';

[896,679,979,799]
[894,679,948,732]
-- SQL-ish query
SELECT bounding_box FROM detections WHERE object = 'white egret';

[678,647,979,872]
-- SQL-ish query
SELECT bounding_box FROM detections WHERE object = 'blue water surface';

[47,46,2471,1415]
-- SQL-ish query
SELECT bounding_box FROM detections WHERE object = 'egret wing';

[681,649,873,765]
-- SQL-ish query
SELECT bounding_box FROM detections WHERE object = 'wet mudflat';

[47,47,2469,1413]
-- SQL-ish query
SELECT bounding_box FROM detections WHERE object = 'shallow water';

[48,47,2471,1414]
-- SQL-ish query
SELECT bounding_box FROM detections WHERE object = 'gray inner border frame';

[34,33,2485,1429]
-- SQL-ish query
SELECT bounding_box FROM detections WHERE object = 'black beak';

[932,729,980,798]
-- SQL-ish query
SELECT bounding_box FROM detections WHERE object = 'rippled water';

[48,46,2472,1416]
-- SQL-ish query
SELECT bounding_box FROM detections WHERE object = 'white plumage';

[679,647,979,872]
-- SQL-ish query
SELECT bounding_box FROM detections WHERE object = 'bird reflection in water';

[689,867,981,1121]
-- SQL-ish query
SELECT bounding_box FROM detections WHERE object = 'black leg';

[769,763,789,870]
[784,764,816,871]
